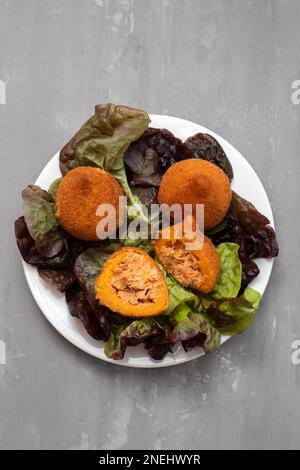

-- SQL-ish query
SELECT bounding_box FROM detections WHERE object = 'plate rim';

[22,113,275,368]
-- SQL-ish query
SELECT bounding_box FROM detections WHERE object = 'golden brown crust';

[56,166,124,241]
[158,159,232,230]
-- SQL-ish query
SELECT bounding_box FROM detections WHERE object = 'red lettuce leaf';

[184,133,233,180]
[74,243,122,313]
[59,104,150,176]
[104,319,161,360]
[65,284,111,341]
[131,186,158,207]
[211,192,278,290]
[182,332,207,352]
[144,335,174,360]
[124,127,189,188]
[22,185,64,258]
[15,216,104,272]
[15,216,71,269]
[202,287,261,335]
[38,268,76,293]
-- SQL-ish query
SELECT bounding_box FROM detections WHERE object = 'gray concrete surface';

[0,0,299,450]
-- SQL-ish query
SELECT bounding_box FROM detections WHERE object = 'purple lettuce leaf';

[74,243,122,312]
[144,335,174,360]
[104,319,161,360]
[65,284,111,341]
[182,332,207,352]
[124,127,189,189]
[184,133,234,180]
[202,287,261,335]
[15,216,71,269]
[211,192,279,290]
[22,185,64,258]
[38,268,76,293]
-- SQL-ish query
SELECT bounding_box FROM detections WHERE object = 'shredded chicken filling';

[109,252,161,305]
[158,241,202,289]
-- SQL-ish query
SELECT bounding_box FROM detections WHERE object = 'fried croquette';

[154,216,220,294]
[95,247,169,317]
[158,159,232,230]
[56,166,124,241]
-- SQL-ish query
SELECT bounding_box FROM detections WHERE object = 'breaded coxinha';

[56,166,124,241]
[158,159,232,230]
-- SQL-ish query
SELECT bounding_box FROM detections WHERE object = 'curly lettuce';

[104,319,161,360]
[74,243,122,311]
[168,304,221,353]
[22,185,64,258]
[164,272,198,315]
[202,287,261,335]
[211,192,279,289]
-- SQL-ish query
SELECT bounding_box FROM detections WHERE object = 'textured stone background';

[0,0,299,450]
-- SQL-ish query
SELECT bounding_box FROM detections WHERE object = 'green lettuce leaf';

[167,304,221,353]
[22,185,64,257]
[48,177,62,202]
[188,312,221,353]
[104,318,161,360]
[203,287,262,335]
[164,273,198,315]
[212,242,242,299]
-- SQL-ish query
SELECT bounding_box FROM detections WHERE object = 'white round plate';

[22,115,275,368]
